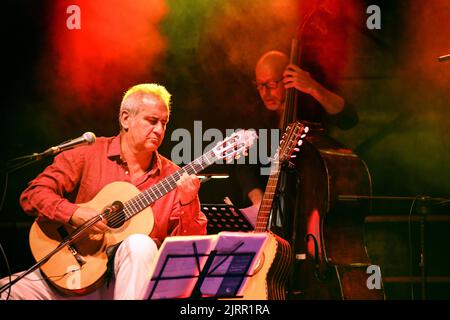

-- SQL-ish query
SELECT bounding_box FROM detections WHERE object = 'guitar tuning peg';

[304,127,309,133]
[301,134,307,139]
[291,155,297,158]
[298,140,303,146]
[294,148,300,152]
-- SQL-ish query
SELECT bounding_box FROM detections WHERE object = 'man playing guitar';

[0,83,207,300]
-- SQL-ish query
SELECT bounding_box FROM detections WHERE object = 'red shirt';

[20,134,207,241]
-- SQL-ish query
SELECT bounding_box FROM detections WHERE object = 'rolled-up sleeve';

[168,195,207,237]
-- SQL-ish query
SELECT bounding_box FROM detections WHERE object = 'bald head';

[255,51,289,112]
[255,51,289,80]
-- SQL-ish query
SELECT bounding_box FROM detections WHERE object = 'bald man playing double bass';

[242,50,358,209]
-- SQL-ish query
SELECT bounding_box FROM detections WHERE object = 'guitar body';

[29,181,154,296]
[237,232,293,300]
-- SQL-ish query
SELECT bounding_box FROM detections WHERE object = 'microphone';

[44,132,96,155]
[438,54,450,62]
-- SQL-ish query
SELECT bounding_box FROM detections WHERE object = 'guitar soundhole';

[106,210,126,229]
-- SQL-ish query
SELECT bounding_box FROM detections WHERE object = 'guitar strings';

[101,151,215,228]
[101,155,206,227]
[253,123,305,232]
[105,155,210,227]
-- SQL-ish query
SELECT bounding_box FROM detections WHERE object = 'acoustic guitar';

[238,121,308,299]
[28,130,257,296]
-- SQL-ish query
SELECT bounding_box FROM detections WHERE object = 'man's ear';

[119,109,131,131]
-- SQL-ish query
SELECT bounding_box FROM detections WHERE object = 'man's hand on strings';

[283,64,320,95]
[176,172,200,206]
[69,206,108,234]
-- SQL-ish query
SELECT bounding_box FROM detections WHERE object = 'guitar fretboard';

[253,121,305,233]
[254,161,281,233]
[122,151,215,220]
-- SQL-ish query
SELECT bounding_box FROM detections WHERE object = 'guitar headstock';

[278,122,309,163]
[211,129,258,163]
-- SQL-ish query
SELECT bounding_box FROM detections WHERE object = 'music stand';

[201,204,254,234]
[147,233,267,300]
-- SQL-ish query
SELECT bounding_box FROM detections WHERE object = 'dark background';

[0,0,449,299]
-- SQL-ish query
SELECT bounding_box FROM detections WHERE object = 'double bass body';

[280,127,384,300]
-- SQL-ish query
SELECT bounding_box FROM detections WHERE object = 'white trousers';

[0,234,158,300]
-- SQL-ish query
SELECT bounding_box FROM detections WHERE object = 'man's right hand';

[248,188,264,209]
[69,206,109,234]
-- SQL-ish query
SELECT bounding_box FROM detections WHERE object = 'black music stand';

[147,238,262,300]
[201,204,254,235]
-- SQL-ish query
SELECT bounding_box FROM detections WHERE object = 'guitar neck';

[254,164,282,232]
[122,151,216,219]
[253,121,306,232]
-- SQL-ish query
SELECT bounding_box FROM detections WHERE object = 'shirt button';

[125,171,129,175]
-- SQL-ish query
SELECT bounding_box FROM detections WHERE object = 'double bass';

[285,128,385,299]
[276,15,385,300]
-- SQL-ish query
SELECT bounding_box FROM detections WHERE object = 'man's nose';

[154,122,164,135]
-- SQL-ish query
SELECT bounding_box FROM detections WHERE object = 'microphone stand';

[3,150,54,174]
[0,213,109,295]
[0,145,106,296]
[338,194,450,206]
[3,131,95,174]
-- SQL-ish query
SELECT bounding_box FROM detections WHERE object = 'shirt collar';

[107,133,162,175]
[107,134,122,160]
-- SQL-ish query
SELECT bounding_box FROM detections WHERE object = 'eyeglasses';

[253,79,283,91]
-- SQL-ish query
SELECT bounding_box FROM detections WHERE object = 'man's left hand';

[176,172,200,206]
[283,63,319,95]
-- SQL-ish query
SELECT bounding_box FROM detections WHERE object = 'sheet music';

[200,232,268,297]
[147,235,216,299]
[146,232,267,299]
